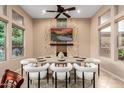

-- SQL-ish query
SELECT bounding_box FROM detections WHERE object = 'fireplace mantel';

[50,43,73,46]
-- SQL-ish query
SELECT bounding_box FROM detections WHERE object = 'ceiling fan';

[46,5,76,19]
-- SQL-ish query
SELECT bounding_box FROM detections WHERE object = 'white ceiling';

[21,5,101,18]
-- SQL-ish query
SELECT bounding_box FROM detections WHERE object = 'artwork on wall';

[51,28,73,42]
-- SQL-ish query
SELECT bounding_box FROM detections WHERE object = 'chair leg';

[38,72,40,88]
[52,71,54,84]
[98,64,100,76]
[27,72,30,88]
[74,69,76,84]
[55,72,57,88]
[47,69,49,83]
[69,76,71,84]
[21,64,23,76]
[52,76,54,84]
[93,72,96,88]
[65,72,68,88]
[82,72,84,88]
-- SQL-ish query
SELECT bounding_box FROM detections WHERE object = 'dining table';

[31,56,100,76]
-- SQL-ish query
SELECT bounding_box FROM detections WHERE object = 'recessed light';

[42,10,46,14]
[66,11,69,13]
[77,10,80,13]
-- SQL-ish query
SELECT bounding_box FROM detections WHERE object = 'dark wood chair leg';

[93,72,96,88]
[69,76,71,84]
[82,72,84,88]
[74,69,76,84]
[21,64,23,76]
[65,72,68,88]
[98,64,100,76]
[55,72,57,88]
[38,72,40,88]
[52,71,54,84]
[27,72,30,88]
[47,69,49,83]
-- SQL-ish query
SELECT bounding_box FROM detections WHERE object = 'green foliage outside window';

[12,27,24,57]
[0,21,5,61]
[118,48,124,60]
[12,27,23,46]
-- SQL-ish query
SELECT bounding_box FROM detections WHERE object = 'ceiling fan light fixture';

[65,11,69,13]
[42,10,46,14]
[77,9,80,13]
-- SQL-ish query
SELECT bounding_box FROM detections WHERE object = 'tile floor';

[20,69,124,88]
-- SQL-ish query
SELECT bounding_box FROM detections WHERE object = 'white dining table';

[36,56,85,64]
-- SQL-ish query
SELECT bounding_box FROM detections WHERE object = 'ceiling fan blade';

[46,10,58,12]
[65,7,76,11]
[63,13,71,18]
[55,13,61,19]
[57,5,61,8]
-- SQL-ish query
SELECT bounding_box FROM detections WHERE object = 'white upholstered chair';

[73,63,98,88]
[20,58,37,76]
[23,63,50,88]
[84,58,101,76]
[50,63,72,88]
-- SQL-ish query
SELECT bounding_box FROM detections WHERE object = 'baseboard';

[101,67,124,82]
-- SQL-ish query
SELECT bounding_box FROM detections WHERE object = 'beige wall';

[1,5,124,81]
[0,5,33,77]
[90,5,124,81]
[33,18,90,58]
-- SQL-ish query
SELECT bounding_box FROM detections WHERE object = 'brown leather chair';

[0,69,24,88]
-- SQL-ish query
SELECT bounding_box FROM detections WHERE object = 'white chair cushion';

[23,63,49,80]
[76,71,94,80]
[73,63,97,72]
[20,60,30,65]
[24,63,49,72]
[29,71,47,80]
[20,58,37,65]
[84,58,101,64]
[73,63,97,80]
[50,63,72,80]
[52,72,70,80]
[23,63,37,69]
[85,63,98,68]
[50,63,72,72]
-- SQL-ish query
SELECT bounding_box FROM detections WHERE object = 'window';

[12,26,24,58]
[117,20,124,60]
[0,5,7,16]
[99,10,111,25]
[99,26,111,57]
[0,21,6,61]
[12,11,24,25]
